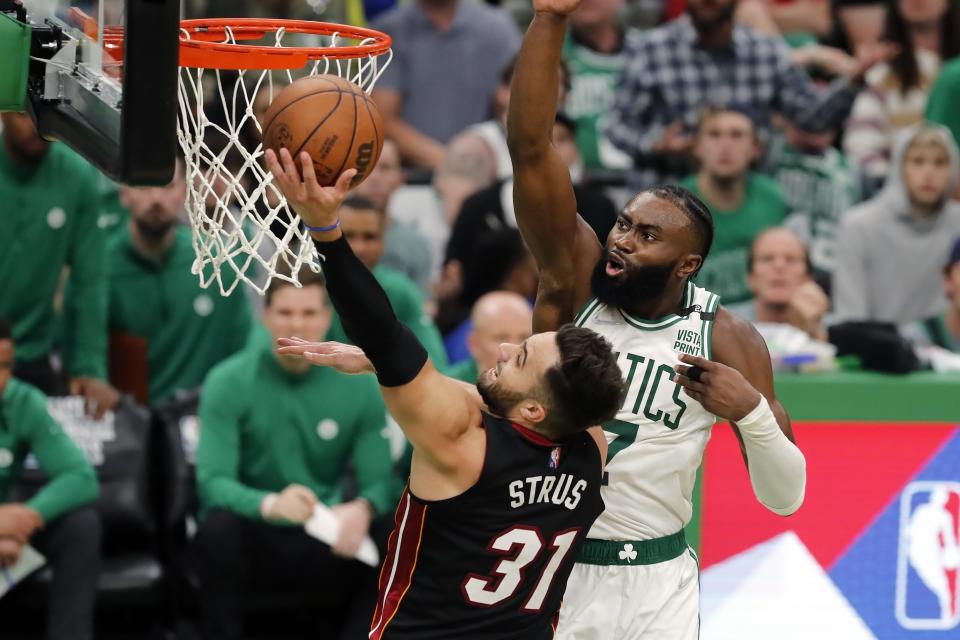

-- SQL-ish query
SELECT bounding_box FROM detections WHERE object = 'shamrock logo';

[619,543,637,562]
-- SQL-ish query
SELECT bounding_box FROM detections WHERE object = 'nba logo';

[548,447,561,469]
[895,481,960,630]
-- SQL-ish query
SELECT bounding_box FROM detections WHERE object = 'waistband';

[577,530,687,566]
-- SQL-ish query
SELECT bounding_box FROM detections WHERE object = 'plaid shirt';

[606,16,861,189]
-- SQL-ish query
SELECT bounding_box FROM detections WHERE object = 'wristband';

[302,219,340,233]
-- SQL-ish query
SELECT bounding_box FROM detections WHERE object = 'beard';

[134,215,176,242]
[688,1,737,35]
[591,249,677,310]
[476,370,524,418]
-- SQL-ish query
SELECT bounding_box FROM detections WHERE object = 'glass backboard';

[17,0,179,184]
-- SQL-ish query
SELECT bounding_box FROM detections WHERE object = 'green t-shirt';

[768,135,861,275]
[446,357,479,384]
[327,265,449,369]
[196,337,394,520]
[926,57,960,150]
[681,174,788,304]
[0,379,99,522]
[106,225,252,406]
[0,143,107,377]
[901,313,960,353]
[562,30,635,170]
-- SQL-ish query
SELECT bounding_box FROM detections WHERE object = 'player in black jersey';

[266,149,626,639]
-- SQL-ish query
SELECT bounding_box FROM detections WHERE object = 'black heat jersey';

[369,412,604,640]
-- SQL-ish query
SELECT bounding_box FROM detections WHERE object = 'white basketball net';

[177,27,392,296]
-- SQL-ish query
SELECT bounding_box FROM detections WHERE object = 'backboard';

[16,0,179,184]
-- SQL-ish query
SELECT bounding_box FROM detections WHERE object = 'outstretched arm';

[673,309,805,516]
[266,149,480,472]
[508,0,601,331]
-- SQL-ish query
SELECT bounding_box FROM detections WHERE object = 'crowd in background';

[3,0,960,638]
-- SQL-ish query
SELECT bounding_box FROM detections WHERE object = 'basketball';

[261,74,384,188]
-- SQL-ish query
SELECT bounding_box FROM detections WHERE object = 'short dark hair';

[341,193,383,215]
[541,325,625,439]
[0,316,11,342]
[642,184,714,273]
[264,264,327,307]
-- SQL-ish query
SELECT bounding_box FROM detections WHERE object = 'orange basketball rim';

[179,18,393,70]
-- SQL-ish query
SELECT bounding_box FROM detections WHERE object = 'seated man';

[901,236,960,353]
[734,227,830,342]
[106,159,252,407]
[0,317,100,640]
[680,105,788,305]
[447,291,533,383]
[193,268,394,640]
[331,194,448,368]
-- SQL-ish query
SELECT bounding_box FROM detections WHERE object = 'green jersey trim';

[700,293,720,360]
[574,297,601,327]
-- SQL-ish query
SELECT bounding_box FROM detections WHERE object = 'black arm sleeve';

[313,236,428,387]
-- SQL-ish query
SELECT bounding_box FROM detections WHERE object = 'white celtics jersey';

[575,280,721,541]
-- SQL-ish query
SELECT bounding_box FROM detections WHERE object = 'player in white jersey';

[506,1,808,637]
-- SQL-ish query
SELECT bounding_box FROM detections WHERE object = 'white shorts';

[555,548,700,640]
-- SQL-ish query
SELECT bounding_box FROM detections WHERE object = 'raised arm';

[266,150,480,473]
[508,0,601,331]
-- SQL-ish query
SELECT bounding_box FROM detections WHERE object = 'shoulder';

[738,23,789,56]
[374,265,421,300]
[935,56,960,84]
[3,378,50,421]
[634,20,679,49]
[52,143,100,180]
[750,173,784,197]
[203,348,256,391]
[711,306,769,366]
[839,199,883,232]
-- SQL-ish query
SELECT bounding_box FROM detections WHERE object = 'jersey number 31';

[461,526,580,612]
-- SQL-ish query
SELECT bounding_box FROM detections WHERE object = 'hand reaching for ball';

[265,148,356,235]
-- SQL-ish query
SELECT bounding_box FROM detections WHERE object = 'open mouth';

[606,253,626,277]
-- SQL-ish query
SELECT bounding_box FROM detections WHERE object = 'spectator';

[901,236,960,353]
[0,317,100,640]
[680,106,788,305]
[353,140,434,293]
[106,160,252,407]
[605,0,893,189]
[835,123,960,323]
[370,0,521,168]
[0,112,116,414]
[769,118,861,286]
[844,0,960,188]
[563,0,635,170]
[445,114,617,272]
[446,292,533,383]
[386,132,502,291]
[456,54,571,182]
[734,228,830,341]
[925,55,960,198]
[328,194,448,368]
[193,269,393,640]
[438,228,539,362]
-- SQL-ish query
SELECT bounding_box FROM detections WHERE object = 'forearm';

[313,235,427,386]
[198,475,270,521]
[386,119,445,169]
[27,465,98,523]
[507,11,567,158]
[735,397,806,516]
[786,76,860,133]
